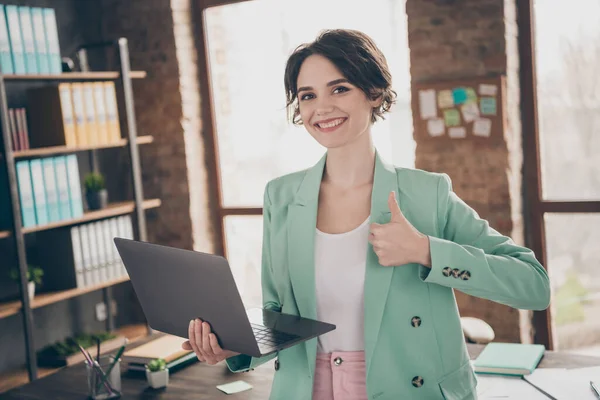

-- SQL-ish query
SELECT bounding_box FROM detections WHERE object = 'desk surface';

[2,341,599,400]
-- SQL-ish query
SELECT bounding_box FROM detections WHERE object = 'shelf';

[0,323,149,394]
[0,276,131,320]
[2,71,147,81]
[12,135,154,159]
[22,198,161,234]
[0,230,10,239]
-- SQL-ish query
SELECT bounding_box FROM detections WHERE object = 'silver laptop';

[113,237,336,358]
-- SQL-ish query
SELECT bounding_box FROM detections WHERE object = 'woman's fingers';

[189,319,205,361]
[181,340,192,351]
[208,333,223,358]
[195,318,207,360]
[202,322,217,364]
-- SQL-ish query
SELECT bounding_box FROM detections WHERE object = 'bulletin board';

[411,75,506,143]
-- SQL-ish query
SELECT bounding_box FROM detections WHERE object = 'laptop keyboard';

[250,323,299,349]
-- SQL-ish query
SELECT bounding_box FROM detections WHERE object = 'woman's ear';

[369,91,384,108]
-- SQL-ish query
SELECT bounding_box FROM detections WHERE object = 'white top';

[314,216,370,353]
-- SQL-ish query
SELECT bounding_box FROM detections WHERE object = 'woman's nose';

[315,100,334,115]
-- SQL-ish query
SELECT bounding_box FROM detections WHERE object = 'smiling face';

[296,54,382,149]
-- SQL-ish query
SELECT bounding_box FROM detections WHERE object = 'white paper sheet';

[524,367,600,400]
[479,83,498,96]
[476,374,550,399]
[419,89,437,119]
[461,102,480,123]
[427,118,445,137]
[473,118,492,137]
[448,127,467,139]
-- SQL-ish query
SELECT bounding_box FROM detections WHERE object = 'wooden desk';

[2,343,599,399]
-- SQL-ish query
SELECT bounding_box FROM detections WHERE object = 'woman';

[183,29,550,400]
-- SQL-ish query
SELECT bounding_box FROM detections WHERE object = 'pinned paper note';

[216,380,253,394]
[437,90,454,108]
[418,89,437,119]
[452,87,467,105]
[465,87,477,104]
[427,118,445,136]
[473,118,492,137]
[461,102,480,123]
[448,127,467,139]
[443,109,461,127]
[480,97,497,115]
[479,84,497,96]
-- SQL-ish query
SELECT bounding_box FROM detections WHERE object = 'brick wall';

[95,0,218,254]
[406,0,530,343]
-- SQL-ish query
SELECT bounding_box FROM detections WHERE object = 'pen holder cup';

[85,355,122,400]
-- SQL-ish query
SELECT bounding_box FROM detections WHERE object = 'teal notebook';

[474,343,545,376]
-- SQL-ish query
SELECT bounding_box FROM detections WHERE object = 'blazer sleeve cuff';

[419,235,464,285]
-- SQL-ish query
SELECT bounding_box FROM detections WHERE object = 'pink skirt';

[312,351,368,400]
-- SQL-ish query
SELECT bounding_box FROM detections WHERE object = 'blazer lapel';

[287,152,327,377]
[364,151,400,378]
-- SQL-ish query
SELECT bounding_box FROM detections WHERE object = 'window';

[527,0,600,351]
[201,0,413,306]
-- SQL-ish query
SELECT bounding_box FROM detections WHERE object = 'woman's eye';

[300,93,314,101]
[333,86,349,94]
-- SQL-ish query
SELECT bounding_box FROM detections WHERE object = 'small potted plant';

[145,358,168,389]
[84,172,108,210]
[9,265,44,302]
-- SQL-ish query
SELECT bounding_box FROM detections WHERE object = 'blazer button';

[411,316,422,327]
[412,376,424,388]
[334,357,343,366]
[460,270,471,280]
[274,359,280,371]
[442,267,452,277]
[451,268,461,278]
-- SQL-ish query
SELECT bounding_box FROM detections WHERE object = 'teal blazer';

[226,150,550,400]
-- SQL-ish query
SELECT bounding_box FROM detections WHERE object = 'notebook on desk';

[122,334,192,365]
[473,342,545,376]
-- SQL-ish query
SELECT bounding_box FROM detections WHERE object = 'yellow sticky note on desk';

[216,380,253,394]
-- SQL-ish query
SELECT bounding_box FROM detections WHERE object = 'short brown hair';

[284,29,397,125]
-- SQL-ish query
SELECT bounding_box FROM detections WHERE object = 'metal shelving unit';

[0,38,154,382]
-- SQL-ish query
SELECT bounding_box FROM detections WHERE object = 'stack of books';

[15,154,83,227]
[122,335,197,373]
[0,5,62,75]
[27,81,122,148]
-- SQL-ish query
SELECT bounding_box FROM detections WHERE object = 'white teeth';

[317,118,345,129]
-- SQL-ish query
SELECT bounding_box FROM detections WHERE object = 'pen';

[95,338,128,392]
[591,381,600,399]
[70,339,114,395]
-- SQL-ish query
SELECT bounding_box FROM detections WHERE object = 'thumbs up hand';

[368,191,432,268]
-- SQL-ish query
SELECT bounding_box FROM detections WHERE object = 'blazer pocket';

[438,361,478,400]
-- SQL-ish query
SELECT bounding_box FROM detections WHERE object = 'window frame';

[193,0,259,259]
[518,0,600,350]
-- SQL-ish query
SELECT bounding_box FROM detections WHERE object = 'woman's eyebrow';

[297,78,350,93]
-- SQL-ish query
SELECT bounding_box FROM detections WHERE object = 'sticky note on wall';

[452,87,467,105]
[473,118,492,137]
[479,84,498,96]
[443,109,461,127]
[418,89,437,119]
[480,97,497,115]
[437,90,453,108]
[465,87,477,104]
[427,118,445,137]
